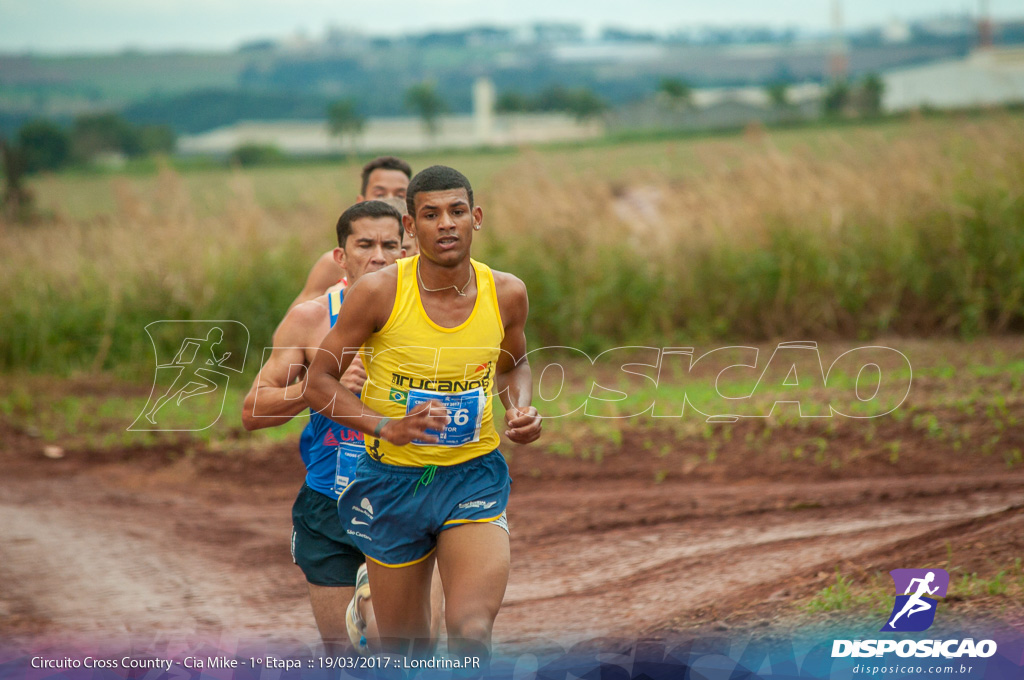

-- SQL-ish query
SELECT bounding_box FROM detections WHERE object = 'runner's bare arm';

[304,270,448,445]
[241,303,322,431]
[494,272,541,444]
[288,250,346,311]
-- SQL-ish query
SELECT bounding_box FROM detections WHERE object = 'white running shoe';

[345,563,371,654]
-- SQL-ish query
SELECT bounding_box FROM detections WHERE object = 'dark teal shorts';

[291,483,364,586]
[337,450,510,568]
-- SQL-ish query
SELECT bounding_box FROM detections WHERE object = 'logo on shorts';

[324,430,340,446]
[458,500,497,510]
[882,569,949,632]
[351,497,375,519]
[351,518,369,526]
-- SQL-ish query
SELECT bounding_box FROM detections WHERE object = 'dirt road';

[2,419,1022,653]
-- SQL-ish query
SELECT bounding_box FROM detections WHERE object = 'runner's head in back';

[287,157,412,310]
[358,156,412,202]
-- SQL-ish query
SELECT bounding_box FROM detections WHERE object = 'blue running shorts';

[338,449,510,567]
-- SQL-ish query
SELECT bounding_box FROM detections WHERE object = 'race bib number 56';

[405,387,484,446]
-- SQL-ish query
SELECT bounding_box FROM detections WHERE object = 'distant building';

[473,77,496,144]
[177,114,603,156]
[529,22,584,44]
[323,26,371,53]
[883,47,1024,111]
[913,14,975,40]
[552,42,666,64]
[178,72,600,155]
[279,29,314,53]
[691,82,823,108]
[177,73,601,155]
[609,83,822,133]
[882,19,912,45]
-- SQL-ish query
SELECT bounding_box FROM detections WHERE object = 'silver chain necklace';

[417,261,473,296]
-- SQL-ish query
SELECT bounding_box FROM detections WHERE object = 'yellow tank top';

[361,255,504,467]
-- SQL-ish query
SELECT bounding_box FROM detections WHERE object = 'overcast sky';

[2,0,1021,53]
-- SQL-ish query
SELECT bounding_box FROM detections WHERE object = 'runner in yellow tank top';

[359,253,503,467]
[305,165,542,662]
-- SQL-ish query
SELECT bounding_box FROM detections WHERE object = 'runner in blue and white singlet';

[299,290,364,499]
[241,200,407,653]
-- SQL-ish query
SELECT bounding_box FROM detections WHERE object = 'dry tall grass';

[480,114,1024,346]
[2,114,1023,374]
[1,167,336,374]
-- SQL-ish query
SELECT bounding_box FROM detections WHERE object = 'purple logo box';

[889,568,950,598]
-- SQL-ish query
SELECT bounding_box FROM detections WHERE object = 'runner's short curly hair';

[336,200,404,247]
[405,165,473,215]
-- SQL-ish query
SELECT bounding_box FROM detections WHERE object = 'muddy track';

[497,475,1024,648]
[2,440,1022,653]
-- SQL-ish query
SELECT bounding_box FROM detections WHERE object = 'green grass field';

[2,338,1021,479]
[2,112,1024,377]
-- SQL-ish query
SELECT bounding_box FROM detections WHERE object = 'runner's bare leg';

[307,584,355,654]
[436,523,509,658]
[365,555,435,654]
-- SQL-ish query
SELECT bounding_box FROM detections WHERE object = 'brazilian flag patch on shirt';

[389,387,407,406]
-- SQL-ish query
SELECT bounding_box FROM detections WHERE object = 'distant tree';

[404,82,445,138]
[122,88,331,135]
[71,113,141,161]
[495,91,531,113]
[228,143,285,167]
[536,85,572,112]
[823,80,850,117]
[516,85,607,120]
[326,98,365,152]
[658,77,693,106]
[17,119,71,173]
[563,87,607,121]
[859,72,885,116]
[70,114,174,161]
[765,81,789,109]
[137,124,176,155]
[0,137,34,221]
